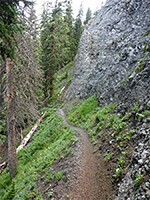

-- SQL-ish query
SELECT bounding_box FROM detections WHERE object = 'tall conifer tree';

[41,2,53,99]
[41,0,75,101]
[64,0,75,59]
[73,3,83,54]
[84,8,92,25]
[0,0,39,179]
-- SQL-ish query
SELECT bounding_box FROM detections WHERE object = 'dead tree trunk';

[0,61,8,162]
[0,62,4,122]
[6,57,18,179]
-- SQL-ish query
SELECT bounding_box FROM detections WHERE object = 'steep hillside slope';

[65,0,150,107]
[65,97,150,200]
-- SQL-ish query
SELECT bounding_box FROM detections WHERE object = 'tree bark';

[0,61,8,162]
[0,62,4,121]
[6,57,18,179]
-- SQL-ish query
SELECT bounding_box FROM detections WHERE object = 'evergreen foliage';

[40,0,79,99]
[0,1,42,175]
[13,26,42,129]
[0,9,42,139]
[84,8,92,25]
[73,3,84,54]
[40,2,54,98]
[0,0,83,180]
[28,3,41,63]
[0,0,33,59]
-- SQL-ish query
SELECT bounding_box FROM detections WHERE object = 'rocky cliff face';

[65,0,150,199]
[65,0,150,107]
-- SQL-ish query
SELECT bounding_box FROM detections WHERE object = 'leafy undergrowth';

[66,96,137,183]
[66,96,98,126]
[0,107,76,200]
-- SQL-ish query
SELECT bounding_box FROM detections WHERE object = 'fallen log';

[0,112,46,172]
[17,112,46,152]
[0,161,7,173]
[0,161,6,168]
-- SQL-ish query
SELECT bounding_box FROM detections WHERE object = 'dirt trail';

[57,109,115,200]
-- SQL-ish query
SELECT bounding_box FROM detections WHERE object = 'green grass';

[66,97,136,182]
[0,107,76,200]
[67,96,98,126]
[134,173,144,191]
[104,152,113,161]
[0,133,6,144]
[144,110,150,117]
[3,94,145,199]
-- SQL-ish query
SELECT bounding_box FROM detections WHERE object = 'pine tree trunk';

[6,57,18,179]
[0,62,4,121]
[0,61,8,162]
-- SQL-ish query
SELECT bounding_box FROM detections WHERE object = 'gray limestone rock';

[65,0,150,107]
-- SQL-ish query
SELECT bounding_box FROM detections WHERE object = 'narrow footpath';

[56,109,115,200]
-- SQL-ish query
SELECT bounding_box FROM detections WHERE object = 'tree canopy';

[0,0,32,59]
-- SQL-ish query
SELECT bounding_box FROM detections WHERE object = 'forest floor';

[48,109,116,200]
